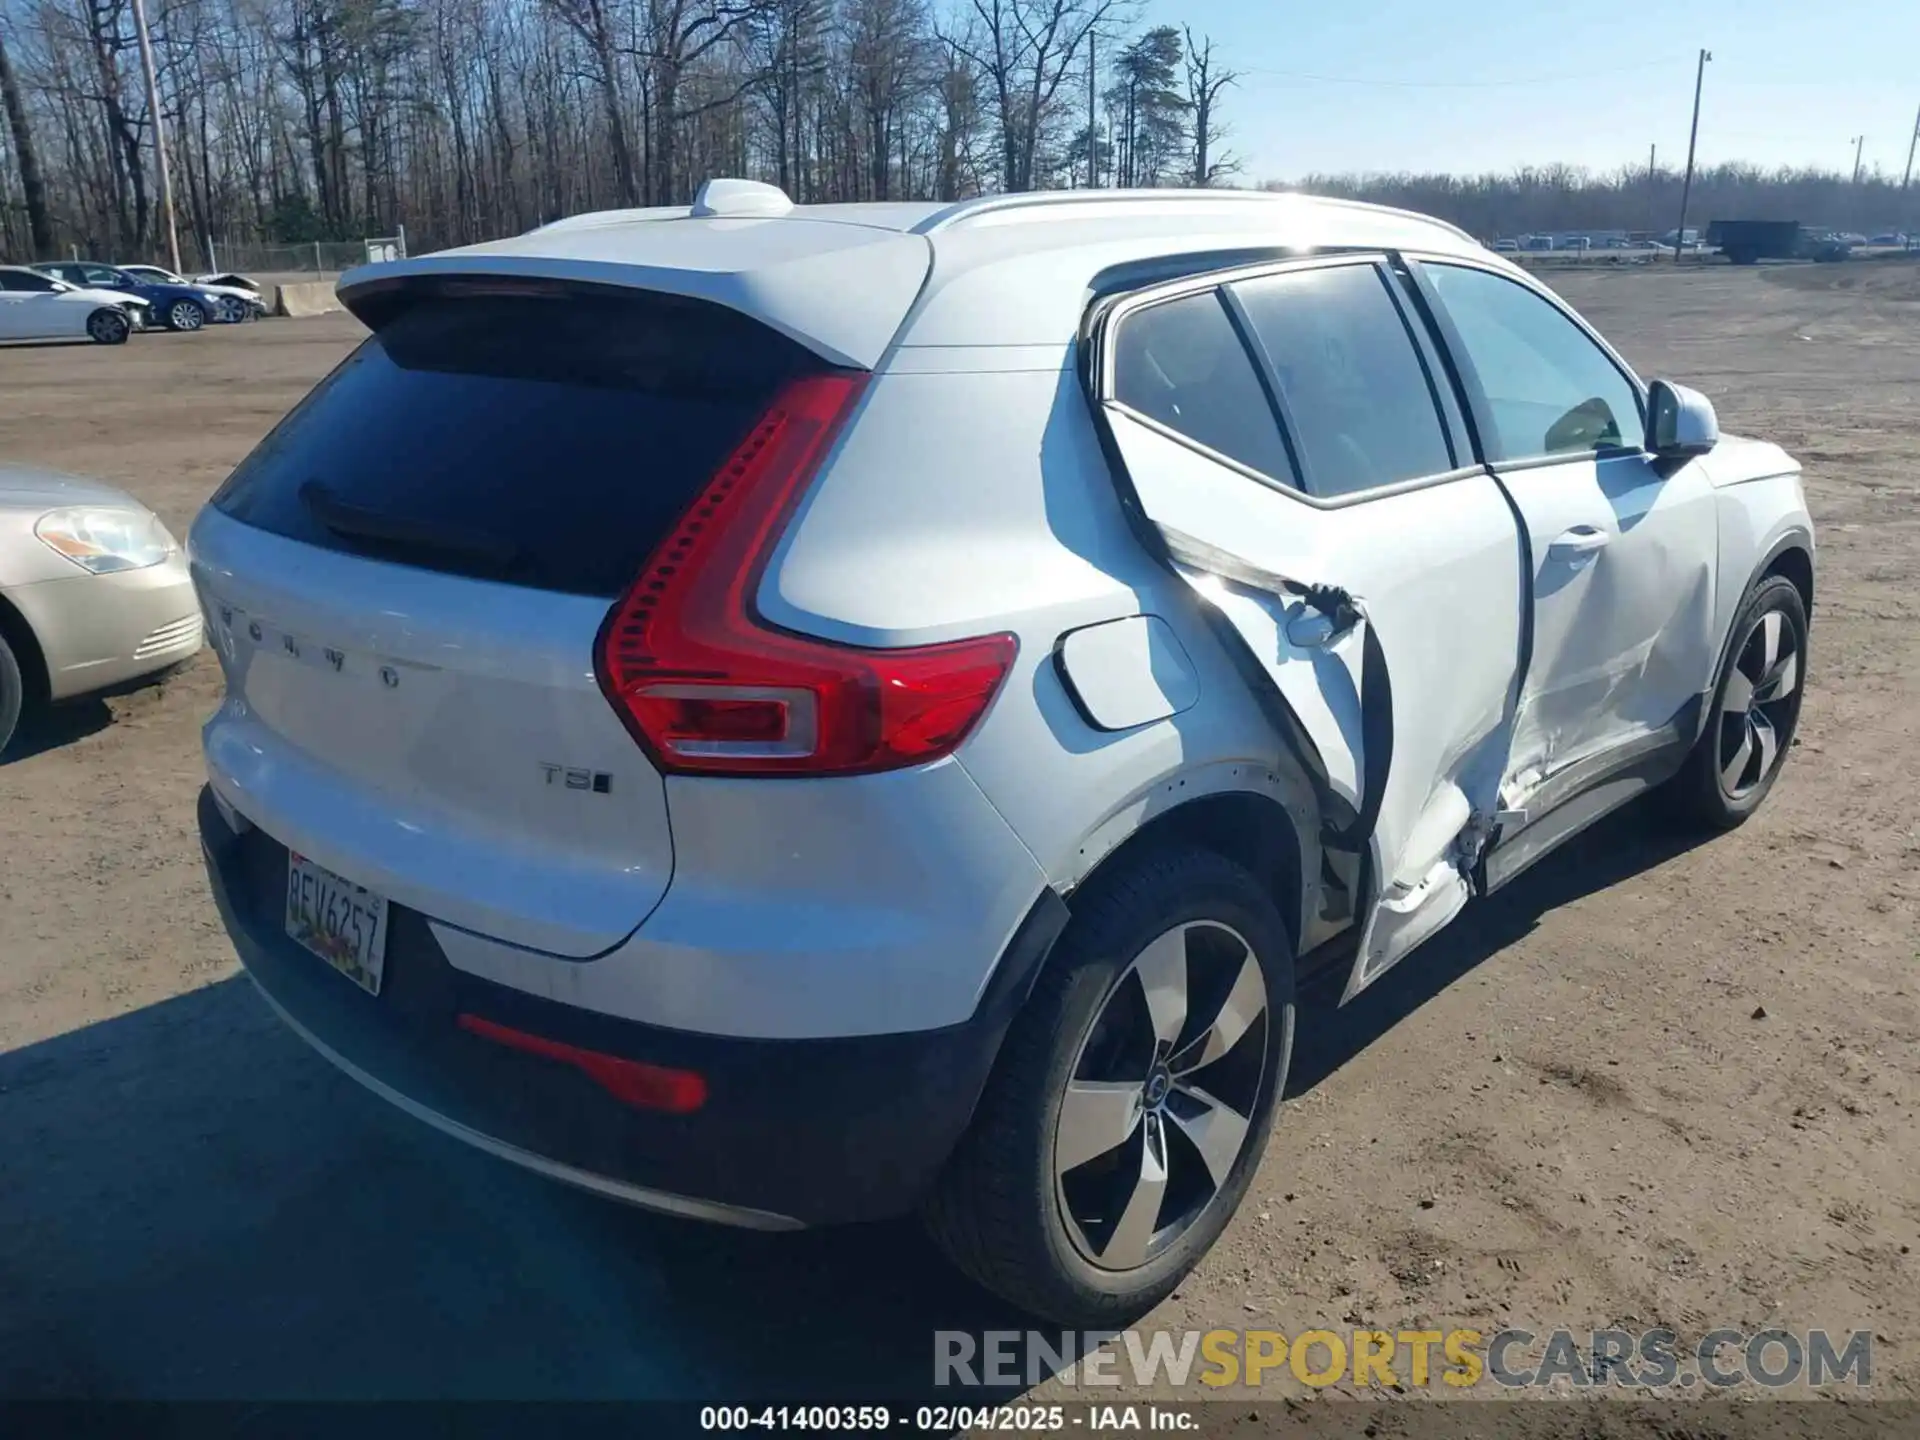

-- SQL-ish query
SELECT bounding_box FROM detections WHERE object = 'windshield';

[130,267,183,283]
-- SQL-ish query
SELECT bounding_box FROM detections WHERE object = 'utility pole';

[129,0,180,273]
[1903,102,1918,250]
[1850,135,1865,186]
[1674,49,1711,263]
[1647,143,1657,232]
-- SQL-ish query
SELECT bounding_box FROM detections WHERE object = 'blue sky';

[1164,0,1920,182]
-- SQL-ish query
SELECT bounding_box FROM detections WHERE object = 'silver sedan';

[0,466,201,754]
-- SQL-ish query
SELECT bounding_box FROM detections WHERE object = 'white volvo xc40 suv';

[192,181,1812,1324]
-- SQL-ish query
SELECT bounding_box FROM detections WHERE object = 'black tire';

[0,631,25,758]
[217,295,251,324]
[1666,574,1807,831]
[87,307,131,345]
[923,846,1295,1325]
[166,299,208,332]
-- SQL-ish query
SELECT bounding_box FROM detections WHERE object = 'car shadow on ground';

[0,798,1703,1402]
[2,659,202,764]
[0,697,111,763]
[0,975,1032,1402]
[1287,796,1705,1096]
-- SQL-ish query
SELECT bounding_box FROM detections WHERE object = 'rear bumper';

[4,551,201,701]
[198,787,1067,1226]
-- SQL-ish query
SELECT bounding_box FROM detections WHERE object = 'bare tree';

[0,19,55,253]
[948,0,1118,191]
[748,0,824,195]
[930,32,980,199]
[542,0,642,203]
[844,0,926,198]
[1181,24,1230,187]
[0,0,1242,262]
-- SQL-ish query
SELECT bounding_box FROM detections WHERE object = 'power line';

[1233,56,1696,91]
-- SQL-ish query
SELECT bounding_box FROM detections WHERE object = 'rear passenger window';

[212,285,820,597]
[1230,264,1456,498]
[1112,291,1298,486]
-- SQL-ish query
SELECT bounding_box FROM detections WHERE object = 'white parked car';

[190,182,1814,1324]
[0,266,146,344]
[118,264,265,323]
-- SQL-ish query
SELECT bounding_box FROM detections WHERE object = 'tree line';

[0,0,1242,264]
[1284,162,1919,242]
[4,0,1912,271]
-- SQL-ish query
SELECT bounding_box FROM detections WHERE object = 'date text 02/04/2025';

[698,1406,1196,1432]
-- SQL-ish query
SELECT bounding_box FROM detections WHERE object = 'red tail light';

[596,371,1017,776]
[457,1013,708,1114]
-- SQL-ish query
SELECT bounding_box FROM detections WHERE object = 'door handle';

[1549,525,1611,560]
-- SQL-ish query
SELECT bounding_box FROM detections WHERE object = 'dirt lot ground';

[0,264,1916,1413]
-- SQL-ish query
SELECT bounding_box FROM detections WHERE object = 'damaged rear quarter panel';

[762,354,1326,916]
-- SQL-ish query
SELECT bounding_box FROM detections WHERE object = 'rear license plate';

[286,852,390,995]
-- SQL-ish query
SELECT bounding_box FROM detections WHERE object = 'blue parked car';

[32,261,229,332]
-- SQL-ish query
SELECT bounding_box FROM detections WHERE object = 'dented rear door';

[1092,255,1528,998]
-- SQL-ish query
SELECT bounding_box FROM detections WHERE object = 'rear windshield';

[212,283,823,596]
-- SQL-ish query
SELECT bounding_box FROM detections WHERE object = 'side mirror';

[1646,379,1718,465]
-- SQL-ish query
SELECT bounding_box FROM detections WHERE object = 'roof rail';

[912,189,1280,233]
[529,204,688,234]
[912,187,1476,245]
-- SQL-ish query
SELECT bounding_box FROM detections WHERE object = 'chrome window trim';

[1093,251,1484,512]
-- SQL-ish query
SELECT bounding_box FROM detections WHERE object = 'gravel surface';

[0,264,1914,1408]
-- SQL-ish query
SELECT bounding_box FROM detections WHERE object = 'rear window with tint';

[1229,264,1457,498]
[212,284,822,596]
[1112,290,1299,487]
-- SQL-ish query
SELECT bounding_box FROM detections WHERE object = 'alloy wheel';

[170,300,204,331]
[1053,921,1269,1271]
[88,310,129,344]
[1718,609,1802,799]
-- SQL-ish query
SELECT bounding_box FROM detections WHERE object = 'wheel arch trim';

[1757,530,1815,615]
[1059,767,1316,957]
[1691,529,1814,747]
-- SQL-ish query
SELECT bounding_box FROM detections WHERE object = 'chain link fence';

[199,233,408,278]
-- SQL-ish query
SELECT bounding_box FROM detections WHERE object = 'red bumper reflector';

[457,1013,708,1114]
